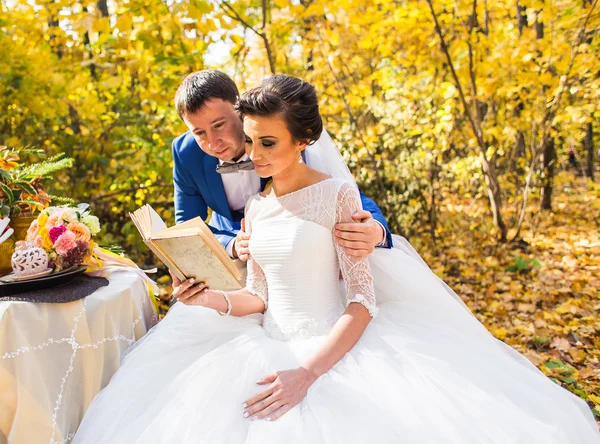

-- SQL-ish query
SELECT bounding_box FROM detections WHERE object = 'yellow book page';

[153,234,242,291]
[156,217,241,282]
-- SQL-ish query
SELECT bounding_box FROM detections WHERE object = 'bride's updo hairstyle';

[235,75,323,144]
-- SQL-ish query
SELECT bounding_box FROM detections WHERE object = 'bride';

[73,75,599,443]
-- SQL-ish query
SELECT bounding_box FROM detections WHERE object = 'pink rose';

[34,235,44,248]
[53,231,77,256]
[27,220,39,241]
[49,225,67,243]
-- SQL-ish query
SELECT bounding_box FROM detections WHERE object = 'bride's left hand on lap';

[334,210,384,257]
[243,367,317,422]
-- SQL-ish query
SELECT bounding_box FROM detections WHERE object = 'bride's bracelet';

[216,290,232,316]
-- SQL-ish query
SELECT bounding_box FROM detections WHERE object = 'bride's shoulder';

[322,177,358,195]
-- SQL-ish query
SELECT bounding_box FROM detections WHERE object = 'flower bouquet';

[24,203,101,272]
[3,202,159,310]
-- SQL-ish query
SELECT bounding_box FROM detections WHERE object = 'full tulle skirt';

[73,237,600,443]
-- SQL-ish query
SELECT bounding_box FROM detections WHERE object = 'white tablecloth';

[0,270,158,444]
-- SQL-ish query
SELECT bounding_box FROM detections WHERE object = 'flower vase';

[12,215,36,242]
[0,236,15,276]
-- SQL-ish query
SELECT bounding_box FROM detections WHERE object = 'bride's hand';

[170,271,208,305]
[242,367,317,422]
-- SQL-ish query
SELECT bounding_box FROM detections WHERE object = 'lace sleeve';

[334,182,378,317]
[246,258,268,309]
[244,197,268,309]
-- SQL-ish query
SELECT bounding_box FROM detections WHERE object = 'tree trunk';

[428,161,440,245]
[97,0,109,17]
[511,130,526,192]
[516,1,527,36]
[540,138,556,210]
[426,0,508,241]
[535,9,557,210]
[47,2,62,60]
[585,122,595,181]
[481,155,507,241]
[513,3,527,193]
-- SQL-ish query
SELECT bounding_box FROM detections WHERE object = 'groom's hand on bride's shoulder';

[233,218,251,262]
[334,210,385,258]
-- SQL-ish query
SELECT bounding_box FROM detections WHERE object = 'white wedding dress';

[73,178,599,443]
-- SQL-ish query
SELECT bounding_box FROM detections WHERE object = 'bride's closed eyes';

[244,135,276,148]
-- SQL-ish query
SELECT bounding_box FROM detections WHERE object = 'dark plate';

[0,265,87,297]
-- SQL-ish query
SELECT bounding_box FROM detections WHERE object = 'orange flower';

[67,221,91,243]
[0,148,20,171]
[35,189,51,208]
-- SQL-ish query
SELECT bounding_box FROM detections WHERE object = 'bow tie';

[215,159,255,174]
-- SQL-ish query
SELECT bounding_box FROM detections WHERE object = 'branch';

[314,26,390,207]
[425,0,487,156]
[512,0,597,241]
[539,0,598,138]
[218,0,276,73]
[219,1,261,38]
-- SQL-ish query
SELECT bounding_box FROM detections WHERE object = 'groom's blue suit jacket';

[172,131,392,250]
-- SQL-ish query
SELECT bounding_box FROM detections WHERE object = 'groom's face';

[182,99,246,162]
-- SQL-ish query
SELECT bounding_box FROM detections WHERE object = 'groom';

[171,70,392,266]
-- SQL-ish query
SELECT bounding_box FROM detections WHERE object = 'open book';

[129,205,242,291]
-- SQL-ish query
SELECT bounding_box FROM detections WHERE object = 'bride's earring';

[298,153,303,164]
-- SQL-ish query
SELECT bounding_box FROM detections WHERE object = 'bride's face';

[243,114,306,178]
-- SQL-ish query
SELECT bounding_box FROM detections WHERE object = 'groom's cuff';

[374,220,389,248]
[225,238,235,258]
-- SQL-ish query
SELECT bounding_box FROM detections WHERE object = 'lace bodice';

[244,178,377,341]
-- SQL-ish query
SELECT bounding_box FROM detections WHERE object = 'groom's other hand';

[233,218,251,262]
[170,271,208,304]
[334,210,385,257]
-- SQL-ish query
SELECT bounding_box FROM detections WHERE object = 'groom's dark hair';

[175,70,239,118]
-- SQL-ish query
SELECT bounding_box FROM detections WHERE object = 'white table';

[0,269,158,444]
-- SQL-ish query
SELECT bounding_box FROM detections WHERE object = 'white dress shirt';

[218,154,261,256]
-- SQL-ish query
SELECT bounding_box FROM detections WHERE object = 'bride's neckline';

[259,177,336,200]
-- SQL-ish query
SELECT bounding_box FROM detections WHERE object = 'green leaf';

[558,376,576,384]
[545,359,565,369]
[14,199,43,208]
[0,183,14,204]
[0,169,11,181]
[14,181,37,195]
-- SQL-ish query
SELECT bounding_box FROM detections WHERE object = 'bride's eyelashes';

[244,135,276,148]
